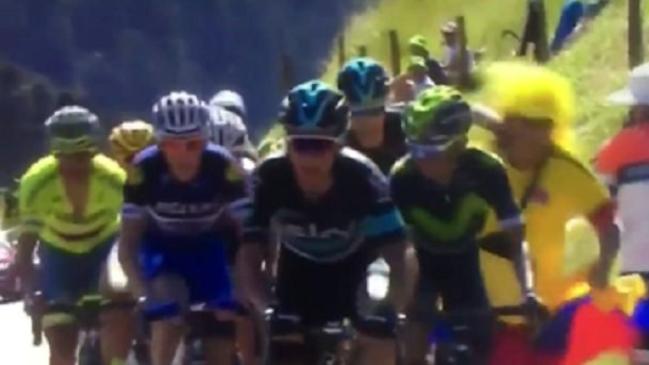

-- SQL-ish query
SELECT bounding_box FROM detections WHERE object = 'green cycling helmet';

[403,86,472,157]
[45,106,101,154]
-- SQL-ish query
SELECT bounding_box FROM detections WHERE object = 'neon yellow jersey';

[18,154,125,254]
[481,148,610,311]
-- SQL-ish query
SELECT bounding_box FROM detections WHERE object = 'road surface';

[0,301,48,364]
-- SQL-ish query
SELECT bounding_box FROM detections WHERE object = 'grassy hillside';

[320,0,565,82]
[549,0,649,159]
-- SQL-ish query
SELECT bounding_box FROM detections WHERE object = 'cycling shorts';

[39,236,114,304]
[139,233,234,319]
[274,247,372,327]
[408,247,489,322]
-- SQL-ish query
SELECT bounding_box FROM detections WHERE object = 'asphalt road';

[0,301,49,364]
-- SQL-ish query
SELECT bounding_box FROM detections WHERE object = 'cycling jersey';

[481,148,611,310]
[123,144,246,237]
[390,148,522,254]
[345,110,407,174]
[18,154,125,254]
[123,144,247,315]
[595,123,649,274]
[242,148,405,325]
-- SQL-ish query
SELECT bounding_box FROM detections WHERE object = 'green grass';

[549,0,649,159]
[320,0,565,82]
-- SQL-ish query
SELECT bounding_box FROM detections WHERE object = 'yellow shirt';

[481,149,610,310]
[19,154,126,254]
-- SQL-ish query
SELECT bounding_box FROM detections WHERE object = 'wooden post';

[534,0,550,63]
[338,35,346,67]
[455,16,471,87]
[629,0,644,68]
[357,45,368,57]
[388,29,401,76]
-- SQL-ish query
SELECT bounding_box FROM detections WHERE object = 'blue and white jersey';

[122,144,247,238]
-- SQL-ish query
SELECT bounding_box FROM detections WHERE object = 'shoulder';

[338,148,390,197]
[19,155,58,199]
[253,150,292,182]
[389,155,414,179]
[460,147,506,171]
[92,154,126,187]
[548,148,595,180]
[132,145,161,167]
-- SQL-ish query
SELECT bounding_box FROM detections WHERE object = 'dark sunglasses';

[288,138,337,154]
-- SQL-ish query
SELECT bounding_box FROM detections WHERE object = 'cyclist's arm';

[236,165,275,312]
[16,174,43,293]
[377,239,416,313]
[118,164,149,296]
[478,157,531,298]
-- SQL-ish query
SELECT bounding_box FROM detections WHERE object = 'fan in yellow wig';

[478,61,619,317]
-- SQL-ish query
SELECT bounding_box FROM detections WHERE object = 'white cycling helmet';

[152,91,211,139]
[209,106,254,155]
[209,90,247,119]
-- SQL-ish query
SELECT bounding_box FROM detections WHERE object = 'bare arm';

[505,225,534,298]
[236,243,270,313]
[379,240,417,313]
[118,217,146,297]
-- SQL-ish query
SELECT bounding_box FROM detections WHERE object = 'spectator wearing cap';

[595,63,649,292]
[440,21,475,84]
[407,56,435,97]
[408,34,448,85]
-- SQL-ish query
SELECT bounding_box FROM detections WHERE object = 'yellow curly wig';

[483,61,576,151]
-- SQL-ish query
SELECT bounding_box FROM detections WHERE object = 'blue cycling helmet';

[337,57,389,114]
[280,80,349,139]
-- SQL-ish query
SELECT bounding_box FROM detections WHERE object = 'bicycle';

[424,305,530,365]
[30,293,105,365]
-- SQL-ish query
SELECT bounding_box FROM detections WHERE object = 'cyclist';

[389,86,530,365]
[408,35,448,85]
[108,120,155,170]
[15,106,130,365]
[118,91,247,365]
[477,63,619,363]
[210,89,248,121]
[237,80,412,365]
[208,105,258,173]
[406,56,436,97]
[337,57,408,174]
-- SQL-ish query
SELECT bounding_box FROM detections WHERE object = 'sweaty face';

[287,137,338,193]
[496,116,553,170]
[159,137,206,182]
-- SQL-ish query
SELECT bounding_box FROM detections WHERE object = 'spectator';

[440,21,475,84]
[407,56,435,97]
[408,34,448,85]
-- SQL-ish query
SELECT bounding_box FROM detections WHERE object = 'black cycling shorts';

[409,247,489,322]
[274,247,372,327]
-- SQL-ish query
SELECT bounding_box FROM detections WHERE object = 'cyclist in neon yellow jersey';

[15,106,130,365]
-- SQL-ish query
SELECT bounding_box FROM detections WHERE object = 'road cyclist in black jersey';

[337,57,408,175]
[389,86,537,365]
[237,80,413,365]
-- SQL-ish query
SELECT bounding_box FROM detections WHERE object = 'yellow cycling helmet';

[484,62,576,151]
[109,120,154,166]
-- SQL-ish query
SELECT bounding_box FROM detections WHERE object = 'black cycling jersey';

[345,110,407,175]
[242,148,406,325]
[389,148,522,254]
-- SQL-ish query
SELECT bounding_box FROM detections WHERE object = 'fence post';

[629,0,644,68]
[388,29,401,76]
[338,35,346,68]
[534,0,550,62]
[456,16,471,87]
[357,45,368,57]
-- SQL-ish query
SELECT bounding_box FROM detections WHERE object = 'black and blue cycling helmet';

[280,80,349,139]
[337,57,389,114]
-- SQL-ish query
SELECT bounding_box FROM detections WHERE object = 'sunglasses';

[287,137,337,154]
[160,138,205,153]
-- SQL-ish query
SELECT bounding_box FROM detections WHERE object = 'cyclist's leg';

[178,236,237,365]
[440,248,491,363]
[99,241,136,365]
[402,250,439,365]
[38,243,85,365]
[140,238,190,365]
[234,305,257,365]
